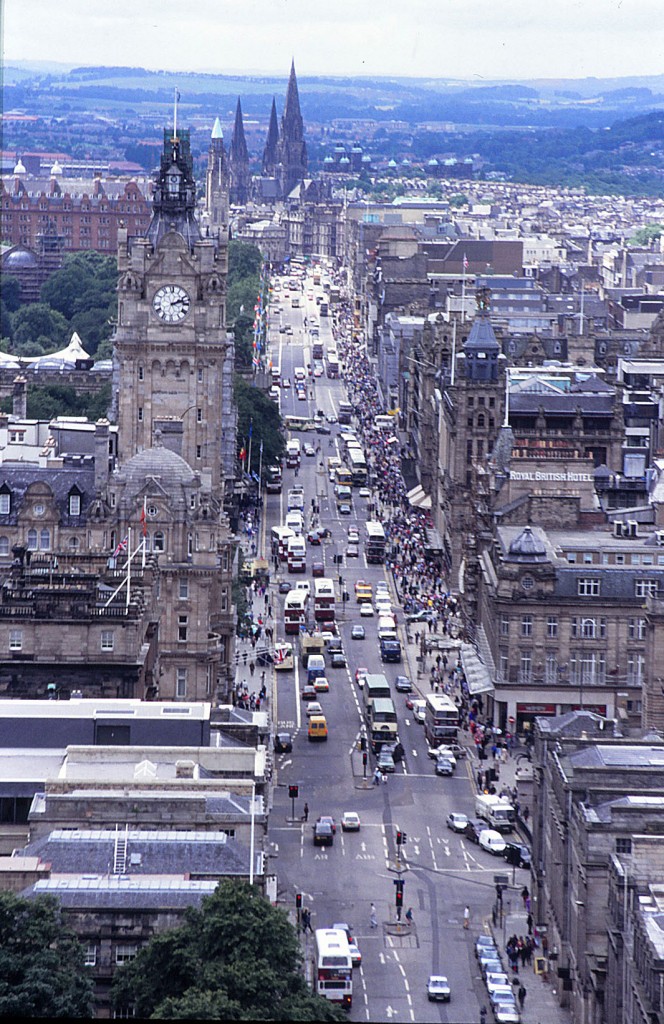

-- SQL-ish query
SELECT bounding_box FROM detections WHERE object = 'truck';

[474,794,515,834]
[301,633,326,667]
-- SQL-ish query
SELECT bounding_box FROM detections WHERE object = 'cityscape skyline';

[4,0,664,83]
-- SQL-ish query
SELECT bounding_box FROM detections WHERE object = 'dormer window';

[0,488,10,515]
[69,492,81,516]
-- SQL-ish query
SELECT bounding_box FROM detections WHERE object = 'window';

[570,651,606,685]
[0,491,10,515]
[39,529,50,550]
[567,552,577,564]
[176,667,187,698]
[84,944,97,967]
[197,408,203,423]
[519,650,532,684]
[206,664,213,696]
[220,589,228,611]
[578,577,600,597]
[581,618,596,640]
[9,630,22,651]
[631,555,642,567]
[627,653,644,685]
[616,837,632,854]
[68,536,80,550]
[547,616,558,639]
[153,531,165,552]
[628,618,646,641]
[27,529,37,550]
[545,651,558,684]
[521,615,533,637]
[521,574,534,591]
[178,615,188,642]
[198,367,203,382]
[0,536,8,556]
[615,553,625,565]
[196,445,202,459]
[635,579,658,598]
[69,493,81,516]
[115,945,138,965]
[101,631,114,651]
[138,407,143,422]
[138,366,144,381]
[179,579,189,600]
[500,616,510,637]
[499,649,508,681]
[583,552,593,564]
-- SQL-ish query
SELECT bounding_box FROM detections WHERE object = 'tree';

[228,240,263,288]
[112,880,345,1021]
[0,891,94,1018]
[630,224,664,246]
[1,276,21,313]
[39,252,117,356]
[234,376,285,476]
[11,303,70,350]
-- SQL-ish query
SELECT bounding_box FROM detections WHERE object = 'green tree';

[235,376,285,476]
[1,275,22,313]
[11,303,70,350]
[0,891,94,1018]
[449,192,469,208]
[112,880,345,1021]
[630,224,664,246]
[39,252,117,356]
[228,240,263,288]
[0,301,13,343]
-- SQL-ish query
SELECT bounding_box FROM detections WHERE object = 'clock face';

[152,285,190,323]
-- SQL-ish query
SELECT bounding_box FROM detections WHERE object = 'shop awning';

[406,484,432,509]
[460,643,495,696]
[424,526,444,557]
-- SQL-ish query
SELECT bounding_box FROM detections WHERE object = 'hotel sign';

[510,470,594,483]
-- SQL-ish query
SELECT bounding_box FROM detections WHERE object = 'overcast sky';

[4,0,663,81]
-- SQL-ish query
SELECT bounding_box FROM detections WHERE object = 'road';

[262,272,529,1023]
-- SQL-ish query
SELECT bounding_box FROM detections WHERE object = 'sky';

[3,0,664,82]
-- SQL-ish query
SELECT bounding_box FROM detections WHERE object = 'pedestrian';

[479,1008,487,1024]
[405,907,414,924]
[303,802,309,822]
[381,770,388,784]
[518,984,526,1009]
[249,660,255,677]
[527,912,533,935]
[463,905,470,929]
[523,805,530,824]
[373,769,381,786]
[521,885,529,907]
[370,903,377,929]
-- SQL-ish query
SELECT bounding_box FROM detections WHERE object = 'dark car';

[313,821,334,846]
[377,749,395,773]
[273,732,292,753]
[380,740,405,764]
[395,675,412,693]
[301,685,318,701]
[330,651,347,668]
[464,819,487,844]
[278,581,292,594]
[312,561,325,577]
[405,609,429,624]
[327,638,344,654]
[435,757,454,776]
[316,423,331,435]
[503,841,532,869]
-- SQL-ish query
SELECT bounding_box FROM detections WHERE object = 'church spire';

[262,97,279,177]
[277,60,307,198]
[228,98,250,205]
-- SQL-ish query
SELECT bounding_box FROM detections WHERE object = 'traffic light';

[396,830,408,846]
[362,751,368,766]
[288,784,299,799]
[360,736,367,751]
[394,878,404,908]
[296,893,303,909]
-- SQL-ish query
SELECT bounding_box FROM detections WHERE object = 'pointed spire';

[277,61,307,198]
[262,98,280,177]
[283,59,302,123]
[228,98,250,205]
[230,98,249,163]
[211,116,223,140]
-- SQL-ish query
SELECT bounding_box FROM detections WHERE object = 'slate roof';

[23,876,218,910]
[0,462,96,526]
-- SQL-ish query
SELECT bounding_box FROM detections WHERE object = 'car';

[380,740,405,763]
[278,581,292,594]
[321,628,338,643]
[330,651,347,668]
[354,579,369,592]
[412,700,426,723]
[307,529,322,545]
[316,422,331,433]
[429,746,457,768]
[313,677,330,693]
[351,624,366,640]
[282,378,291,388]
[316,815,337,834]
[395,676,412,693]
[502,841,532,869]
[404,695,415,710]
[355,667,368,687]
[297,390,307,401]
[279,325,287,333]
[306,701,324,717]
[358,487,371,498]
[427,976,451,1002]
[476,935,498,956]
[356,589,373,604]
[486,972,511,997]
[464,819,488,844]
[341,811,361,832]
[313,821,334,846]
[446,812,469,833]
[327,637,343,654]
[359,603,374,617]
[444,742,468,760]
[314,366,324,378]
[338,503,352,515]
[490,986,518,1009]
[273,732,292,753]
[312,561,325,577]
[493,1002,521,1023]
[303,443,316,456]
[301,685,318,701]
[375,581,389,592]
[326,413,337,423]
[377,749,395,773]
[348,941,362,967]
[478,948,501,971]
[332,922,354,943]
[435,757,454,776]
[347,526,360,542]
[479,829,507,856]
[347,543,359,557]
[405,609,429,623]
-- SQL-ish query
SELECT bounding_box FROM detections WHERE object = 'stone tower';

[262,97,280,177]
[277,61,308,198]
[228,98,250,206]
[205,116,229,235]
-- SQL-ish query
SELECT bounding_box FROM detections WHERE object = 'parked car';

[502,841,532,869]
[313,821,334,846]
[330,651,347,668]
[485,972,511,998]
[493,1002,520,1023]
[464,819,488,844]
[446,812,469,833]
[301,685,318,702]
[395,675,412,692]
[479,830,507,856]
[405,609,429,623]
[341,812,361,832]
[273,732,292,753]
[475,935,498,957]
[351,625,366,640]
[427,976,451,1002]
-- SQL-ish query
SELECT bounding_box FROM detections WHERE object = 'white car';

[428,746,457,768]
[358,487,371,498]
[478,830,507,856]
[494,1002,520,1023]
[341,811,361,832]
[426,975,451,1002]
[446,812,469,833]
[359,603,374,617]
[412,700,426,723]
[485,972,510,997]
[305,701,324,717]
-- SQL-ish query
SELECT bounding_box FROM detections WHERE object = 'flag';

[140,497,148,537]
[239,447,246,463]
[113,535,129,557]
[463,253,469,271]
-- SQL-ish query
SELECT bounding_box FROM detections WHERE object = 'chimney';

[175,760,196,779]
[94,418,112,492]
[12,376,27,420]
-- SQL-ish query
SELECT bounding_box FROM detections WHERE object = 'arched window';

[40,529,50,550]
[68,536,79,551]
[477,414,485,428]
[0,536,9,555]
[27,529,37,550]
[153,531,165,552]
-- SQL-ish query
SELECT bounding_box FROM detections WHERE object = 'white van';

[377,615,397,640]
[285,511,304,535]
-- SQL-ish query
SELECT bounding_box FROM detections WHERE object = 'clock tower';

[113,127,231,494]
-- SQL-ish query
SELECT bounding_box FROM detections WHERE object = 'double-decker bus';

[362,673,392,723]
[312,339,324,360]
[265,464,282,494]
[326,354,340,379]
[274,641,294,670]
[347,447,368,486]
[423,693,459,746]
[313,577,336,623]
[369,697,398,750]
[365,521,386,564]
[271,525,294,562]
[287,535,307,573]
[337,400,352,424]
[314,928,352,1009]
[319,300,329,317]
[283,590,308,635]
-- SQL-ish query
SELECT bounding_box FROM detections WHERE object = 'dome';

[50,160,63,176]
[13,158,26,175]
[118,443,196,499]
[507,525,547,561]
[4,248,37,267]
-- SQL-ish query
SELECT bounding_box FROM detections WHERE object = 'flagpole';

[461,255,467,324]
[247,420,253,479]
[141,496,147,569]
[451,318,457,386]
[126,527,132,610]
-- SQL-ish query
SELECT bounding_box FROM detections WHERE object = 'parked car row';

[475,935,521,1022]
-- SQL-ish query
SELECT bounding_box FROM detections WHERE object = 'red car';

[312,561,325,577]
[405,696,415,710]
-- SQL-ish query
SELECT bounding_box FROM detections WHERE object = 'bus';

[369,697,398,750]
[326,355,340,379]
[287,535,307,573]
[314,929,352,1009]
[319,301,329,317]
[271,365,281,387]
[284,415,315,433]
[274,641,294,670]
[335,466,352,487]
[363,673,392,723]
[286,439,301,469]
[347,448,368,486]
[283,590,308,635]
[423,693,459,746]
[338,401,352,425]
[271,525,294,562]
[265,464,282,494]
[312,339,324,360]
[365,522,386,564]
[313,577,336,623]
